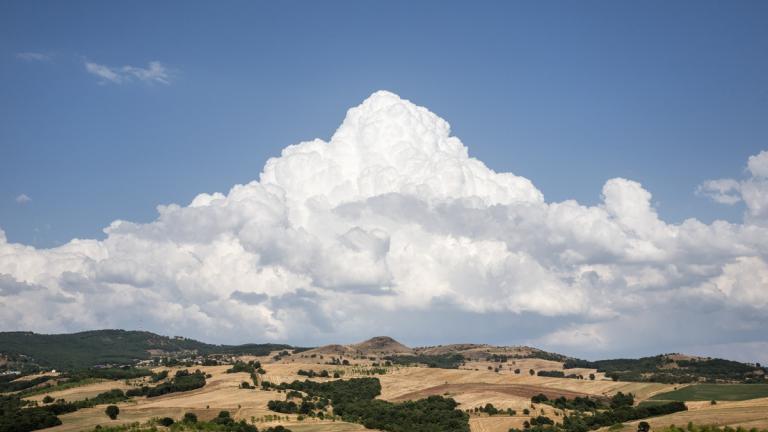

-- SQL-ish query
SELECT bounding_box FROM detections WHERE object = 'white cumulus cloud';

[15,194,31,204]
[699,150,768,224]
[1,91,767,361]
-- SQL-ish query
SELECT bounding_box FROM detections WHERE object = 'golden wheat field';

[17,355,768,432]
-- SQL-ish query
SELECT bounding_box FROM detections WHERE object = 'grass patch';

[650,384,768,401]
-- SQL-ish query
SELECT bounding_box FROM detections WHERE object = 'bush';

[159,417,174,426]
[530,415,554,426]
[537,370,566,378]
[183,412,198,423]
[104,405,119,420]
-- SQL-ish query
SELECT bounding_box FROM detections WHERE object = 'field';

[6,346,768,432]
[650,384,768,401]
[614,397,768,431]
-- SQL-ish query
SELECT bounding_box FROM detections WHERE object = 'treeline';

[68,367,153,381]
[385,353,464,369]
[0,376,54,393]
[580,401,687,428]
[126,369,206,397]
[562,355,766,383]
[469,403,516,416]
[513,392,687,432]
[0,388,131,432]
[338,396,469,432]
[537,370,565,378]
[267,377,469,432]
[0,394,61,432]
[226,361,263,375]
[297,369,335,378]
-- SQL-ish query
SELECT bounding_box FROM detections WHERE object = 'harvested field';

[391,382,599,402]
[26,379,130,403]
[470,416,529,432]
[377,364,674,403]
[21,359,764,432]
[619,397,768,430]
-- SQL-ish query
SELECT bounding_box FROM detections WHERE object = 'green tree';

[105,405,119,420]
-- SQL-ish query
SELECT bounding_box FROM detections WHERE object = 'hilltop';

[300,336,414,358]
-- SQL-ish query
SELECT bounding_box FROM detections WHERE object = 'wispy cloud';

[16,52,51,62]
[15,194,31,204]
[696,178,742,205]
[84,60,171,85]
[697,150,768,222]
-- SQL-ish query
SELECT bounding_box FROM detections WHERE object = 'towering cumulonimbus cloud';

[1,91,767,360]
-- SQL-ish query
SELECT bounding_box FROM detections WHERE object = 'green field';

[650,384,768,401]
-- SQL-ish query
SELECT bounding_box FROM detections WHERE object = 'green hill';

[0,330,301,370]
[564,355,766,384]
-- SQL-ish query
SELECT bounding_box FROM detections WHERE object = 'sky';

[1,1,768,362]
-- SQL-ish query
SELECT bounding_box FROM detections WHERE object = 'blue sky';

[3,2,768,360]
[2,0,767,247]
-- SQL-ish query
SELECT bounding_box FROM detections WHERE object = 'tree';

[183,412,198,423]
[105,405,119,420]
[531,416,554,426]
[589,373,596,380]
[42,395,54,404]
[637,421,650,432]
[159,417,174,426]
[610,392,635,409]
[529,369,535,375]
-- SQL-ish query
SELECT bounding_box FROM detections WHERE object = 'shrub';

[104,405,119,420]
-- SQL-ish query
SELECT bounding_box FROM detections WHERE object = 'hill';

[350,336,414,355]
[564,354,766,383]
[2,330,764,385]
[300,336,414,359]
[0,330,300,371]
